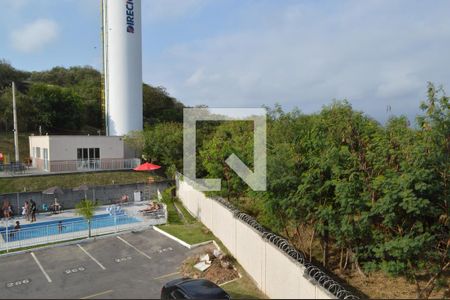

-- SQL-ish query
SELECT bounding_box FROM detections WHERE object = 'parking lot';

[0,228,203,299]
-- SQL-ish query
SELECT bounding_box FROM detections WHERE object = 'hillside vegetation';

[130,84,449,298]
[0,60,184,135]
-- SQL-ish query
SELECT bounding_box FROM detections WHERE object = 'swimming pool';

[0,213,141,242]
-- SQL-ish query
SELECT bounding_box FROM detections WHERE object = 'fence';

[48,158,141,172]
[176,174,359,300]
[0,205,168,253]
[0,162,28,175]
[0,181,172,216]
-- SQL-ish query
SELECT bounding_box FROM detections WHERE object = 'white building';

[26,1,144,174]
[29,135,139,172]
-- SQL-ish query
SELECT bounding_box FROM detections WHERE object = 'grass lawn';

[158,223,215,245]
[0,171,160,194]
[174,201,197,223]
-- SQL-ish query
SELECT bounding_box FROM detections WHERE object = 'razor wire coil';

[212,197,359,299]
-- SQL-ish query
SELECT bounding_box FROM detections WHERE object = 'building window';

[36,147,41,158]
[32,147,36,158]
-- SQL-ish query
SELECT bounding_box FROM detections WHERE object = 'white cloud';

[143,0,450,121]
[10,19,60,53]
[143,0,207,23]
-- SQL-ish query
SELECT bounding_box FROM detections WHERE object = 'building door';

[77,148,100,170]
[43,148,49,171]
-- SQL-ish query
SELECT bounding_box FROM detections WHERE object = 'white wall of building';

[29,136,125,161]
[46,136,124,161]
[28,136,50,160]
[28,136,50,169]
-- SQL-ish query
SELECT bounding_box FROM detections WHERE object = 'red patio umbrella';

[133,162,161,171]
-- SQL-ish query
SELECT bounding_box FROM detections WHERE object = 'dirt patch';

[337,270,450,299]
[179,248,239,285]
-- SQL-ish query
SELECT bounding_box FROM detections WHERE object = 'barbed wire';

[214,198,359,300]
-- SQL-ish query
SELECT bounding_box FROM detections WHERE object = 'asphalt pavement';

[0,228,198,299]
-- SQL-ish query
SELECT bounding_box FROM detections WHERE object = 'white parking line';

[80,289,114,299]
[77,244,106,270]
[117,236,152,261]
[30,252,52,283]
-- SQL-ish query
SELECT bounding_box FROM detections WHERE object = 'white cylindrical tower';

[103,0,143,136]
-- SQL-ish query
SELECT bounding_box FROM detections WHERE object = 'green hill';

[0,60,184,136]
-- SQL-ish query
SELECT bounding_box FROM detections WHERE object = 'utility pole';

[12,82,19,163]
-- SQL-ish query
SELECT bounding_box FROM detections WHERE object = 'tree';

[0,62,186,136]
[140,122,183,178]
[198,121,255,203]
[28,83,83,133]
[143,84,184,125]
[75,199,97,238]
[0,60,30,92]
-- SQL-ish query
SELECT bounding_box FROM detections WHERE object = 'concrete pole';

[12,82,19,163]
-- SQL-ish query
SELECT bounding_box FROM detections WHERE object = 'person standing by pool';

[30,199,37,222]
[23,200,30,221]
[10,221,21,240]
[2,199,11,219]
[58,221,65,233]
[51,198,62,214]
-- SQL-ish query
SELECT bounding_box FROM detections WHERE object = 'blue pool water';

[0,213,141,242]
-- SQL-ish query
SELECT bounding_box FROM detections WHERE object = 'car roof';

[177,279,229,299]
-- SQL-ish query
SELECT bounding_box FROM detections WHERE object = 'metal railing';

[49,158,141,172]
[0,213,151,253]
[0,162,28,175]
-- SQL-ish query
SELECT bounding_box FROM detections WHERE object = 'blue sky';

[1,0,450,122]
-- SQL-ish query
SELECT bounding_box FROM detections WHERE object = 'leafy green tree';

[141,122,183,178]
[75,199,98,238]
[0,62,185,135]
[143,84,184,124]
[368,83,449,298]
[0,60,30,91]
[199,121,254,202]
[28,83,83,133]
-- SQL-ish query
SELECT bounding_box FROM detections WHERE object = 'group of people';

[1,199,37,222]
[21,200,37,222]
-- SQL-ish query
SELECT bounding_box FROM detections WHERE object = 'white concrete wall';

[211,202,237,257]
[177,177,339,300]
[29,136,50,160]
